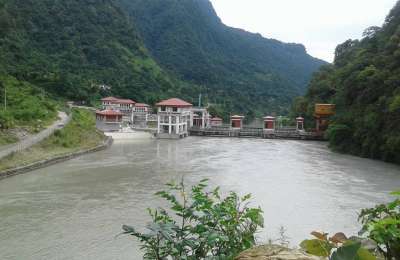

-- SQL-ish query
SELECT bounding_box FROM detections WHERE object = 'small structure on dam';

[296,117,305,131]
[230,115,244,129]
[314,104,336,132]
[263,116,276,132]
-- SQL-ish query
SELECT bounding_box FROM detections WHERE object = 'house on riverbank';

[101,97,136,116]
[95,110,123,132]
[155,98,193,139]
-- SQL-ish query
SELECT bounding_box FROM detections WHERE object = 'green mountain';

[293,1,400,164]
[117,0,327,115]
[0,0,199,106]
[0,0,325,124]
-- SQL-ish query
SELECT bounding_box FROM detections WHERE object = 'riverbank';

[0,109,108,178]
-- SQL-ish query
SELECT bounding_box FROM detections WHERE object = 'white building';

[156,98,193,139]
[101,97,136,115]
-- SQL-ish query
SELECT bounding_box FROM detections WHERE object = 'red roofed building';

[101,96,136,115]
[155,98,193,108]
[155,98,193,139]
[95,110,123,132]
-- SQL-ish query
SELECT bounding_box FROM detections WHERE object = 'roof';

[101,96,118,101]
[135,103,150,107]
[296,117,304,120]
[101,96,136,104]
[231,115,244,118]
[116,99,136,104]
[211,117,223,121]
[156,98,193,107]
[96,110,123,116]
[263,116,276,119]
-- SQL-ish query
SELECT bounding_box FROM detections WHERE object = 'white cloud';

[209,0,397,62]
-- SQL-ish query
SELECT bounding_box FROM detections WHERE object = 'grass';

[0,108,106,172]
[0,131,18,146]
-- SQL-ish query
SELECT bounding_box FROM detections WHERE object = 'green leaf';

[122,225,135,234]
[331,242,361,260]
[355,247,376,260]
[390,190,400,196]
[300,239,332,257]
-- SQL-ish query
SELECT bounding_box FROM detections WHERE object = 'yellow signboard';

[315,104,335,116]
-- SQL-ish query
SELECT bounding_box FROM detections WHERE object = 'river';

[1,135,399,260]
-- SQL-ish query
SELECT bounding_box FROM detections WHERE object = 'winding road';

[0,111,71,159]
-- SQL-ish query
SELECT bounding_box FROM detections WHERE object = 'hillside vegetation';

[118,0,326,116]
[0,0,324,121]
[0,0,202,105]
[0,75,57,145]
[0,109,105,171]
[293,1,400,164]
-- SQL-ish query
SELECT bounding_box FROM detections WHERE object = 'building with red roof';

[95,110,123,132]
[101,96,136,115]
[155,98,193,108]
[155,98,193,139]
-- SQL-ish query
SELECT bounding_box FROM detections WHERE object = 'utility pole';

[198,93,202,107]
[3,84,6,110]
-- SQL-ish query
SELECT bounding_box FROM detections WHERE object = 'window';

[173,107,178,112]
[161,106,166,112]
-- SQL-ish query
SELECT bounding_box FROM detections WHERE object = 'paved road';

[0,111,71,159]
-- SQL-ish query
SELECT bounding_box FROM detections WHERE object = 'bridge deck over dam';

[189,126,325,141]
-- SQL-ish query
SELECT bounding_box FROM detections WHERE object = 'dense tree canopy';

[118,0,326,116]
[0,0,324,124]
[0,0,204,106]
[293,1,400,164]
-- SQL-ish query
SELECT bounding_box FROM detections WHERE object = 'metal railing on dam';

[189,126,325,140]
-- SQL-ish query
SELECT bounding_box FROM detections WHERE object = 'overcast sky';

[209,0,398,62]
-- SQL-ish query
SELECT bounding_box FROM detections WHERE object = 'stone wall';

[0,137,113,180]
[235,245,321,260]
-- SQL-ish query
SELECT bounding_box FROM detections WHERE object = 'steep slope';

[293,1,400,163]
[118,0,326,115]
[0,0,199,105]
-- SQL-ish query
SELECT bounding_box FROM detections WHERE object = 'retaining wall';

[0,137,113,180]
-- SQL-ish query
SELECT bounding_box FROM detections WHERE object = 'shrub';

[300,231,376,260]
[122,179,264,259]
[359,191,400,260]
[326,123,353,151]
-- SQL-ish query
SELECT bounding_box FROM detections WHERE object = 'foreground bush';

[122,179,264,259]
[359,191,400,260]
[301,191,400,260]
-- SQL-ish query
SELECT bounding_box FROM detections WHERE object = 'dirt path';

[0,111,71,159]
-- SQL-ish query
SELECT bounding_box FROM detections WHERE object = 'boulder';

[235,244,322,260]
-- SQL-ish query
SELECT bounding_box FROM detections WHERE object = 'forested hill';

[0,0,325,119]
[117,0,327,115]
[293,1,400,164]
[0,0,199,105]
